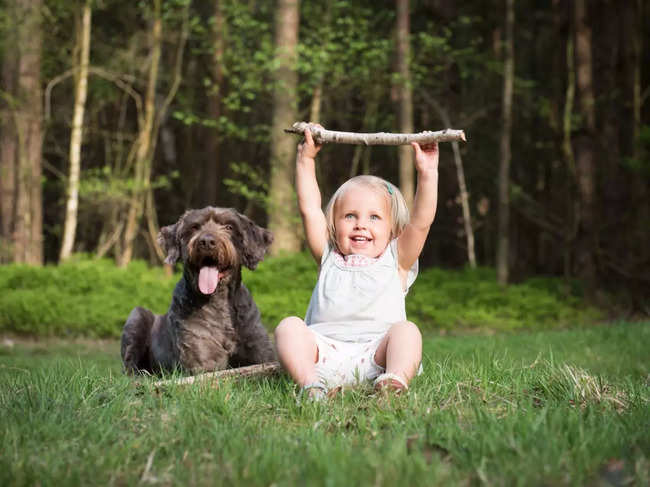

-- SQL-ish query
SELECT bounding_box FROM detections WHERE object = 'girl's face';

[334,185,392,258]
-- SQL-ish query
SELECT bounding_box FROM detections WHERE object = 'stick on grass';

[285,121,466,145]
[153,361,282,388]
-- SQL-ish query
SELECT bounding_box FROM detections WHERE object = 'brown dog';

[120,207,276,374]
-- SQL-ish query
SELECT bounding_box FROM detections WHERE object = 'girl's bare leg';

[373,321,422,385]
[274,316,319,387]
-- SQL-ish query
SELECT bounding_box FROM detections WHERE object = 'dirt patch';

[1,334,120,355]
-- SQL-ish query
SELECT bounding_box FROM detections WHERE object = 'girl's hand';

[411,142,439,173]
[297,128,322,161]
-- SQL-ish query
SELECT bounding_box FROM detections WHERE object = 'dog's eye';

[223,224,233,231]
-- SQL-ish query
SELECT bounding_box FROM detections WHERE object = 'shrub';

[242,251,317,327]
[407,266,602,331]
[0,254,603,338]
[0,257,177,337]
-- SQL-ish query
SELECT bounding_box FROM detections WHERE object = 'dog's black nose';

[198,233,217,249]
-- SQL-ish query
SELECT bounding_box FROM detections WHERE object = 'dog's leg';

[121,307,156,374]
[230,321,277,367]
[230,285,276,367]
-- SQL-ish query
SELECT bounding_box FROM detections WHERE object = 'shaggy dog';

[120,207,276,374]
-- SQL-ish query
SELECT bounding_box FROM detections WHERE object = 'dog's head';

[158,207,273,295]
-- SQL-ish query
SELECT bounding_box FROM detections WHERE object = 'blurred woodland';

[0,0,648,305]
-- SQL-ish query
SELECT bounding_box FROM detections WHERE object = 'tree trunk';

[309,84,322,124]
[59,1,91,262]
[0,31,18,262]
[562,37,576,176]
[573,0,597,290]
[308,3,332,125]
[395,0,414,208]
[630,0,647,266]
[613,0,649,275]
[631,0,642,154]
[12,0,43,265]
[497,0,514,285]
[426,97,476,268]
[349,87,380,177]
[145,3,189,263]
[202,0,225,206]
[562,35,578,278]
[268,0,300,255]
[119,0,162,267]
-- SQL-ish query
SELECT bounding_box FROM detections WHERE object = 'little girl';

[274,128,439,400]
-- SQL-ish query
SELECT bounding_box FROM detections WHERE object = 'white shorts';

[310,331,385,388]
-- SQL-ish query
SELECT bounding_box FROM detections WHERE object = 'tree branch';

[285,122,466,145]
[423,94,476,268]
[95,220,124,259]
[44,67,141,124]
[152,361,282,388]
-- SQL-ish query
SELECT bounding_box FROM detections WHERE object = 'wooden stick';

[153,361,282,388]
[285,121,466,145]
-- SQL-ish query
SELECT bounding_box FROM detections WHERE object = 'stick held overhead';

[285,121,466,145]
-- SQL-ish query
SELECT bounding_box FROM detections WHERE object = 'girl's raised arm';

[397,142,439,274]
[296,129,328,263]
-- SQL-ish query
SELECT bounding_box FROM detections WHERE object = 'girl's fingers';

[420,142,438,152]
[298,127,322,159]
[304,128,314,146]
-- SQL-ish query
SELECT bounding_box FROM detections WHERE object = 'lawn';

[1,322,648,486]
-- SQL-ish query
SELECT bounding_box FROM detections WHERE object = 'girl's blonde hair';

[324,175,410,252]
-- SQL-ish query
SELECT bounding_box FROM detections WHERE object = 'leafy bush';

[0,257,177,337]
[0,254,603,338]
[242,251,317,328]
[407,267,602,331]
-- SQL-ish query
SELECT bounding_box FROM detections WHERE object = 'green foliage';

[172,0,274,141]
[242,252,318,328]
[223,161,270,213]
[78,166,179,206]
[0,256,177,337]
[0,253,602,338]
[408,267,601,331]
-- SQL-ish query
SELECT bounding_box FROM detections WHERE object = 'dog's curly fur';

[120,207,276,374]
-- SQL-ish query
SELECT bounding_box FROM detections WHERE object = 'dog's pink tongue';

[198,266,219,295]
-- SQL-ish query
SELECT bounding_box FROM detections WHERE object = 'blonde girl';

[275,129,439,399]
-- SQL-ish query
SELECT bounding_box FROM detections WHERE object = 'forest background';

[1,0,649,315]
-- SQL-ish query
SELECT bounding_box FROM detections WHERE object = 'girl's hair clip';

[385,182,394,195]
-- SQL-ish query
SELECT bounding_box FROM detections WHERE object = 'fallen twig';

[153,361,282,388]
[285,122,466,145]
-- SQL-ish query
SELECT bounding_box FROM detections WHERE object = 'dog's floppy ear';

[235,212,274,270]
[158,222,181,265]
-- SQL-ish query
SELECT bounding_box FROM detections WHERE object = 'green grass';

[0,253,602,337]
[1,322,648,486]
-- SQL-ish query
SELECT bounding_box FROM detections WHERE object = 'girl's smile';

[334,186,392,258]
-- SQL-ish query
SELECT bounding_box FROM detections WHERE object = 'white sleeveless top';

[305,239,418,343]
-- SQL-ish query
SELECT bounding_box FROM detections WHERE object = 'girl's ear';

[158,222,180,265]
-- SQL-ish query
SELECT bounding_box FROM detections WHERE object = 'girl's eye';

[370,215,380,221]
[345,214,354,220]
